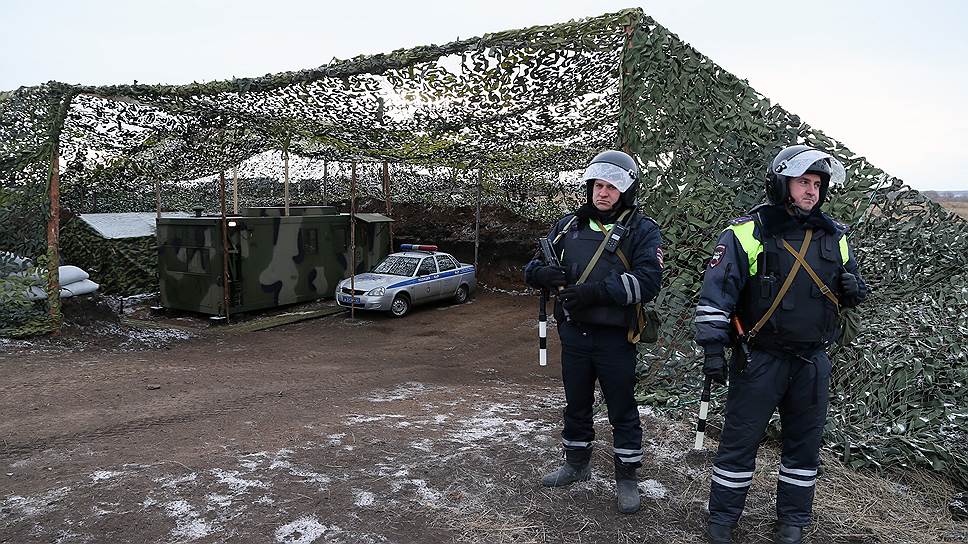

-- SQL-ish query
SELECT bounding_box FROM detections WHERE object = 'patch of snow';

[451,415,546,444]
[121,327,192,349]
[639,479,668,499]
[274,516,336,544]
[90,470,124,482]
[345,414,404,424]
[206,493,233,509]
[390,478,441,504]
[210,468,267,494]
[354,489,375,507]
[410,438,434,452]
[156,472,197,489]
[164,499,213,541]
[367,382,428,402]
[3,486,72,519]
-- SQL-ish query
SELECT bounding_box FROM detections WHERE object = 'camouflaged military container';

[157,206,392,316]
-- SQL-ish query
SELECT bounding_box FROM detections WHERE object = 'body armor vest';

[739,223,842,351]
[555,217,632,328]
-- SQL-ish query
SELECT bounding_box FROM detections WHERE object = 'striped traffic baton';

[694,375,713,450]
[538,289,548,366]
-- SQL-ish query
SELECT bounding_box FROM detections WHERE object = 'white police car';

[336,244,476,317]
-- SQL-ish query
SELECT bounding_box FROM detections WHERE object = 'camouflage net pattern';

[1,9,966,486]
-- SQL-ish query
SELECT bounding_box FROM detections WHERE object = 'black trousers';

[557,321,643,468]
[708,349,831,528]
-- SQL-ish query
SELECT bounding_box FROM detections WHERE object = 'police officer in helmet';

[525,150,664,514]
[695,145,867,543]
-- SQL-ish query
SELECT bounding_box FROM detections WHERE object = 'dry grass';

[938,199,968,219]
[814,461,965,544]
[408,407,968,543]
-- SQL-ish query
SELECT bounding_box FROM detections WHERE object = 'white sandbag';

[25,285,46,301]
[58,265,89,285]
[24,279,100,300]
[59,279,99,298]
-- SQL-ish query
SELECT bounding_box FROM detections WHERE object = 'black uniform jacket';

[695,204,866,356]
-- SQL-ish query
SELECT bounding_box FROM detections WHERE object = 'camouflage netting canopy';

[1,8,966,487]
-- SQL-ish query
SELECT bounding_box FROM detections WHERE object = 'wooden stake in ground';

[46,143,62,333]
[219,170,231,324]
[349,161,358,319]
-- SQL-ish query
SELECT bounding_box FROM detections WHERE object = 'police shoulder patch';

[708,244,727,268]
[729,215,753,225]
[832,219,850,232]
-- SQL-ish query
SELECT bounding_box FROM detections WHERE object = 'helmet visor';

[773,149,846,186]
[580,162,635,192]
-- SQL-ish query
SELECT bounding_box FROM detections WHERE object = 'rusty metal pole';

[349,161,358,319]
[46,143,62,333]
[382,160,394,253]
[219,170,231,323]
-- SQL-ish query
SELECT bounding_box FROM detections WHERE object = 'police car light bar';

[400,244,438,251]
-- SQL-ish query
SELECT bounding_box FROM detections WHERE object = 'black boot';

[615,463,640,514]
[707,522,733,544]
[775,523,803,544]
[541,462,590,487]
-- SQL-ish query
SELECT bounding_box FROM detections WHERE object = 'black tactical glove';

[559,282,607,311]
[703,352,727,385]
[839,271,859,299]
[532,265,568,290]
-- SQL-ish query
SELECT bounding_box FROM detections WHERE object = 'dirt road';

[0,292,958,543]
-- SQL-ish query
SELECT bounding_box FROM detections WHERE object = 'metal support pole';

[219,170,231,323]
[349,161,358,319]
[46,143,62,333]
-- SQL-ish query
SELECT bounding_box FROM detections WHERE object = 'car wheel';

[454,284,469,304]
[390,295,411,318]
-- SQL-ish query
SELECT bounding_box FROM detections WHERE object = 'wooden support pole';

[155,178,162,221]
[46,143,62,333]
[382,160,394,253]
[474,169,482,272]
[283,149,290,216]
[323,160,329,204]
[219,170,231,323]
[349,161,358,319]
[232,166,239,215]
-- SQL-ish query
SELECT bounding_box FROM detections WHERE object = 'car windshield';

[373,255,420,276]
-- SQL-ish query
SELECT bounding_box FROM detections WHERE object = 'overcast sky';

[3,0,966,190]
